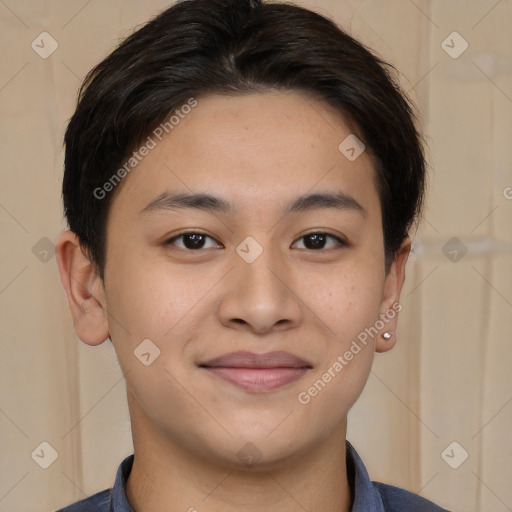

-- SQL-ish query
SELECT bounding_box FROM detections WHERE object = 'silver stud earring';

[382,332,392,340]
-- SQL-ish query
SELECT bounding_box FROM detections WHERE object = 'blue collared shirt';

[57,441,450,511]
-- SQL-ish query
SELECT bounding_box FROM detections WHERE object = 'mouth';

[198,351,312,392]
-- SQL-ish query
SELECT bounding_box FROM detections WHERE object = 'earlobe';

[376,330,396,352]
[376,237,411,353]
[55,230,110,346]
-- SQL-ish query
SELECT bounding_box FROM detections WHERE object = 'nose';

[217,241,303,335]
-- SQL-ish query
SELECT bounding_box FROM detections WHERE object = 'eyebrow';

[140,190,366,217]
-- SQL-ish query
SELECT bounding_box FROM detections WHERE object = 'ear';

[55,230,110,346]
[375,236,411,353]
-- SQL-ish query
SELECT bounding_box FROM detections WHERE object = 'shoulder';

[55,488,112,511]
[373,481,451,512]
[56,454,134,512]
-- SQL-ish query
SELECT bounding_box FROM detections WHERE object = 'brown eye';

[293,232,347,250]
[166,232,222,250]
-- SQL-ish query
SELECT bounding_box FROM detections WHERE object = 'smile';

[198,351,312,392]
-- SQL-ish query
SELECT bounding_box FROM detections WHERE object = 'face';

[59,91,409,470]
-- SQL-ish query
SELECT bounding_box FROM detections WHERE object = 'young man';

[55,0,449,510]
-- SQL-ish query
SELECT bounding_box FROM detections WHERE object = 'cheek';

[105,250,195,336]
[104,249,229,386]
[295,270,382,430]
[294,259,383,406]
[296,343,374,445]
[300,259,385,338]
[104,256,208,424]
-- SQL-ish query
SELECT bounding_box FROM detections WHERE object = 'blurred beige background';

[0,0,511,511]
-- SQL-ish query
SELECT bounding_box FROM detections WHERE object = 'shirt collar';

[346,440,386,511]
[111,454,134,512]
[111,440,384,512]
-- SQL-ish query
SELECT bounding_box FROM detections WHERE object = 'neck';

[125,397,352,512]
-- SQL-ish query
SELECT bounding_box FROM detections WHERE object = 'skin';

[56,91,411,512]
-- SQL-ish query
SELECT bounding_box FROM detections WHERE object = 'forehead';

[110,91,380,220]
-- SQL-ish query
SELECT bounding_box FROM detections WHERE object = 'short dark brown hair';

[63,0,427,280]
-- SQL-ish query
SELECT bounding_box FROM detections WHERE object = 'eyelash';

[164,231,348,251]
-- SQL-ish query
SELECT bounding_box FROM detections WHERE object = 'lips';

[199,351,312,392]
[200,350,312,369]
